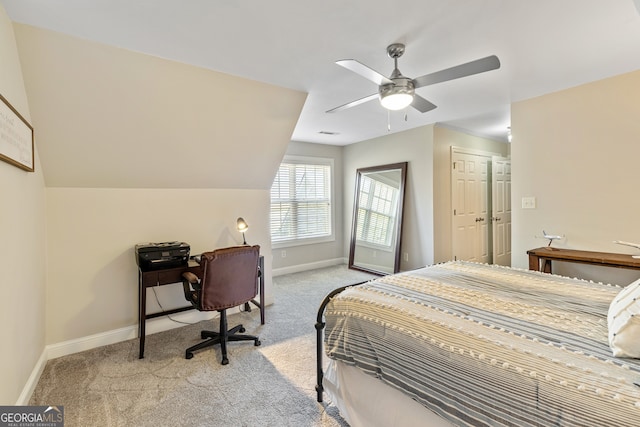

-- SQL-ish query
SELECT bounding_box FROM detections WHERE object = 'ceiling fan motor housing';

[379,76,415,107]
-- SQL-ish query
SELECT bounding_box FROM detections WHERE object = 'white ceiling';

[2,0,640,145]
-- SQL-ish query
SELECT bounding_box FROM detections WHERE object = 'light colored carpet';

[29,265,378,426]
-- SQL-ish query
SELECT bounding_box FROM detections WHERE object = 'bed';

[315,261,640,427]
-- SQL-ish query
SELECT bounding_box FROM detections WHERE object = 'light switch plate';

[521,196,536,209]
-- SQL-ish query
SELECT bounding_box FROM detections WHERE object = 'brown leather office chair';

[182,245,261,364]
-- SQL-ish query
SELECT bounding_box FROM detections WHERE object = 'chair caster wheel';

[255,339,261,346]
[239,327,246,333]
[186,352,193,360]
[221,357,229,365]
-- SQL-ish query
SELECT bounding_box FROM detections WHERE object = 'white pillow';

[608,278,640,358]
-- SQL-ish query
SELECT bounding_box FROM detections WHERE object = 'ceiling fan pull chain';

[404,112,408,122]
[387,110,391,131]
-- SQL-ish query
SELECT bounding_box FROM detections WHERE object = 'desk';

[527,247,640,274]
[138,256,264,359]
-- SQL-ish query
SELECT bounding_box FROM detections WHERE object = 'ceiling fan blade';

[336,59,393,86]
[413,55,500,89]
[326,93,379,113]
[411,95,437,113]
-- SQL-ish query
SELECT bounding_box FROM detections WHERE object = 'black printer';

[135,241,190,271]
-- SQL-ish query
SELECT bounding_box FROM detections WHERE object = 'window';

[355,174,399,249]
[270,156,333,245]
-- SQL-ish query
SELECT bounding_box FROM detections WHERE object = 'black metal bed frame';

[315,283,367,403]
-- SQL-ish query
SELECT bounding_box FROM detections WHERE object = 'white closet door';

[491,156,511,266]
[451,151,489,263]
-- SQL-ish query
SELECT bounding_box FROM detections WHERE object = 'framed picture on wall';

[0,92,34,172]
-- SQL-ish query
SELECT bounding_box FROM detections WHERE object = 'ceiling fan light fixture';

[380,92,413,110]
[379,78,415,111]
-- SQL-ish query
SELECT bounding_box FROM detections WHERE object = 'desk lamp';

[237,217,249,245]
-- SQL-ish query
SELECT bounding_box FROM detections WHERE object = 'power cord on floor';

[150,286,197,325]
[151,285,255,322]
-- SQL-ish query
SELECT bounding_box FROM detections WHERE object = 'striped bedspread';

[324,261,640,426]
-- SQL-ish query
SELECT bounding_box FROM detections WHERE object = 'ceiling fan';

[327,43,500,114]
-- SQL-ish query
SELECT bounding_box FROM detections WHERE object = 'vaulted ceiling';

[3,0,640,146]
[10,24,307,188]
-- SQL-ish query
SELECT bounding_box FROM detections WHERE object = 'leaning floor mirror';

[348,162,407,275]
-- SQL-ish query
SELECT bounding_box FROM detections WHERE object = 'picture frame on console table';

[0,92,34,172]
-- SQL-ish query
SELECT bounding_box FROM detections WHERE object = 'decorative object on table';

[613,240,640,258]
[541,230,564,248]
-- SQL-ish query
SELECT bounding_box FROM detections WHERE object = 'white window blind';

[270,159,332,244]
[356,175,398,248]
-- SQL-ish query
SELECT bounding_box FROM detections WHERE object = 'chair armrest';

[182,271,200,284]
[182,271,201,304]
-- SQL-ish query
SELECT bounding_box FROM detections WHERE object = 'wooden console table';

[138,256,264,359]
[527,247,640,274]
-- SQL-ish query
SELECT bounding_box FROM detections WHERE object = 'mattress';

[323,261,640,426]
[323,359,456,427]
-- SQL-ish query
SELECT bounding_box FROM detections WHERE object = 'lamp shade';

[236,217,249,233]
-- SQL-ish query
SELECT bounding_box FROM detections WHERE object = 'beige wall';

[46,188,272,344]
[433,125,510,263]
[344,126,435,270]
[512,70,640,285]
[0,6,47,404]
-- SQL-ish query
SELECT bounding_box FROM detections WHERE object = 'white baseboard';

[15,350,48,405]
[273,258,346,276]
[46,310,216,360]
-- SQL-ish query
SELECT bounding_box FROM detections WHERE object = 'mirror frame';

[348,162,408,275]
